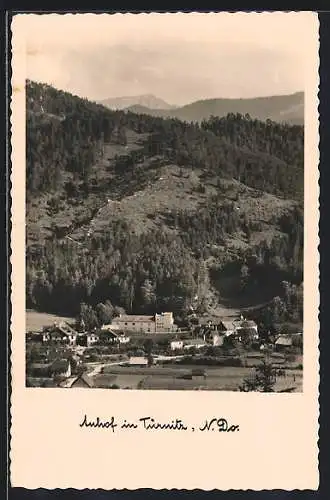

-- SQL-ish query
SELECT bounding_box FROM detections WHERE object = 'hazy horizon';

[17,12,311,106]
[28,79,304,108]
[97,89,304,108]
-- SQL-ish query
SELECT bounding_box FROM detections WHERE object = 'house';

[100,327,130,344]
[128,356,149,367]
[111,312,175,334]
[183,339,207,350]
[210,333,224,347]
[201,326,225,346]
[77,332,100,347]
[101,324,117,331]
[217,317,258,340]
[50,359,72,378]
[86,332,99,346]
[118,334,130,344]
[218,321,236,336]
[170,340,184,351]
[99,329,120,344]
[233,318,258,339]
[155,312,175,332]
[44,322,78,345]
[198,318,221,330]
[60,373,94,388]
[275,335,293,351]
[111,314,155,333]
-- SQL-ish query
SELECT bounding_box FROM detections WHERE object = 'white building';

[211,333,224,346]
[111,312,175,334]
[233,318,258,337]
[128,356,149,367]
[100,325,130,344]
[218,318,258,339]
[183,339,206,350]
[170,340,184,351]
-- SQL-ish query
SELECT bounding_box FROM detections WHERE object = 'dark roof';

[49,330,67,337]
[47,322,78,337]
[81,373,94,387]
[235,320,257,328]
[57,322,78,336]
[100,329,119,338]
[70,373,94,388]
[220,321,235,331]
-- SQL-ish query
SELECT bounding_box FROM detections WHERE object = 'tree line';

[27,80,304,201]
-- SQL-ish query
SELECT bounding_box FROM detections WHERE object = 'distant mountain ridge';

[98,94,175,111]
[124,92,304,125]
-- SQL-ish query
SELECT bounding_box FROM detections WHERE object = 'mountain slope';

[26,81,303,330]
[126,92,304,125]
[99,94,175,110]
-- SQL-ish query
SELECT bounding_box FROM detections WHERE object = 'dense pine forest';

[26,81,304,333]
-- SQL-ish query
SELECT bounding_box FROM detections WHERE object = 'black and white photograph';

[23,13,307,392]
[10,11,320,491]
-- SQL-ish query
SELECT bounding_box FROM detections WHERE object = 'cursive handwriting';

[139,417,188,431]
[79,414,240,433]
[199,418,239,432]
[79,414,118,432]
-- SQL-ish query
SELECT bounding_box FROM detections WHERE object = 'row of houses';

[198,316,258,337]
[27,312,301,354]
[27,312,177,346]
[27,322,130,347]
[170,332,302,352]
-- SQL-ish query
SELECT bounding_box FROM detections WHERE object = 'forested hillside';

[26,81,304,333]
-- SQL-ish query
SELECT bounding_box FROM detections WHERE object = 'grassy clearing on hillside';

[26,309,75,332]
[69,164,296,244]
[77,165,207,237]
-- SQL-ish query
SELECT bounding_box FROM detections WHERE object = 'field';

[26,309,75,332]
[94,363,303,392]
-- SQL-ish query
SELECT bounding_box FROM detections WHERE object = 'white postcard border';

[10,12,320,491]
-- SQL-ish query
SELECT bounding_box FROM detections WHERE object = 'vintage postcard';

[10,12,319,490]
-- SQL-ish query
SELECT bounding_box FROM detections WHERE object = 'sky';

[17,12,313,106]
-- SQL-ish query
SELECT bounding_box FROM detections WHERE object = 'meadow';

[26,309,75,332]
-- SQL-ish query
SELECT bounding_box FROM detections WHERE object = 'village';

[26,309,303,391]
